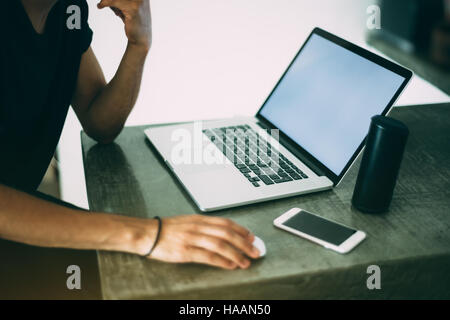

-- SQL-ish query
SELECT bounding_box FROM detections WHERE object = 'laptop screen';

[258,33,406,176]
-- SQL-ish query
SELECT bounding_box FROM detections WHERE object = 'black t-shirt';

[0,0,92,191]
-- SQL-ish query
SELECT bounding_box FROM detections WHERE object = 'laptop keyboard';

[203,125,308,187]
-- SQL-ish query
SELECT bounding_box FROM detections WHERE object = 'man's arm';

[72,0,152,143]
[0,184,156,254]
[0,184,259,269]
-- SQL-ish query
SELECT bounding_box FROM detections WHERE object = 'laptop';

[145,28,412,212]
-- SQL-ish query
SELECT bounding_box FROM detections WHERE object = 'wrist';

[117,216,158,256]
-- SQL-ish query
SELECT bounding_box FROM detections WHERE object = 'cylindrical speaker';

[352,115,409,213]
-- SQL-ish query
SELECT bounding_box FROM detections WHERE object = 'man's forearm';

[84,43,149,143]
[0,184,156,255]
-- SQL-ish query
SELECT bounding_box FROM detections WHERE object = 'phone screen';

[282,210,356,246]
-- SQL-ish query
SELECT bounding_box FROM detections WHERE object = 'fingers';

[187,247,238,270]
[97,0,125,10]
[191,214,254,240]
[189,234,251,269]
[97,0,115,9]
[111,7,125,20]
[97,0,141,11]
[195,224,260,259]
[111,7,125,18]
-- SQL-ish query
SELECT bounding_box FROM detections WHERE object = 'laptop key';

[240,167,251,173]
[261,166,275,173]
[275,177,293,184]
[259,175,274,185]
[269,174,280,180]
[252,182,260,187]
[290,173,302,180]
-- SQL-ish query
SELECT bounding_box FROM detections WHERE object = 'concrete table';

[82,103,450,299]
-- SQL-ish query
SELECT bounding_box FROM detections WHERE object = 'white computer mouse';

[252,236,266,258]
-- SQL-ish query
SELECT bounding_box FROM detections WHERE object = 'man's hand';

[97,0,152,49]
[146,215,261,270]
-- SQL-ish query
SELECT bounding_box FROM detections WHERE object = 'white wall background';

[58,0,450,208]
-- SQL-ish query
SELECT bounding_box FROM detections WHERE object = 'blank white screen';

[259,33,405,175]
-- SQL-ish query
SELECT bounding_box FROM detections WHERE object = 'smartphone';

[273,208,366,254]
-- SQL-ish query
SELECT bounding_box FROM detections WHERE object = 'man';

[0,0,260,272]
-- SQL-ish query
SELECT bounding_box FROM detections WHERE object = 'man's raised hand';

[97,0,152,50]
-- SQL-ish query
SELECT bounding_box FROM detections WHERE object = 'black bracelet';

[144,216,162,257]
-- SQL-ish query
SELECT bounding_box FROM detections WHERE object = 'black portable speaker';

[351,115,409,213]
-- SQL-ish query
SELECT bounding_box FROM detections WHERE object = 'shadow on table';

[85,142,149,218]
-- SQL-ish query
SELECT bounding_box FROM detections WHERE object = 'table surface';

[367,35,450,95]
[82,103,450,299]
